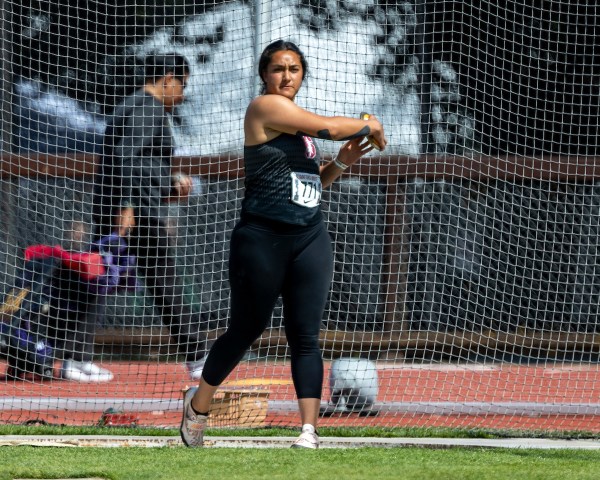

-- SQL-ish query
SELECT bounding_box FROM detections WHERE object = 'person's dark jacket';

[93,90,174,238]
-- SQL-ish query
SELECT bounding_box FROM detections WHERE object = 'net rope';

[1,0,599,431]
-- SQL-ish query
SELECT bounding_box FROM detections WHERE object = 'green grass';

[1,446,600,480]
[2,425,600,479]
[2,424,599,439]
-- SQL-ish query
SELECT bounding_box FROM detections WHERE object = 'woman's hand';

[337,137,375,168]
[363,114,388,152]
[320,137,375,189]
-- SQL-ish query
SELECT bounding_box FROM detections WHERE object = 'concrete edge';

[1,435,600,449]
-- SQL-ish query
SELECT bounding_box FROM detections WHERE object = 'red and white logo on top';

[302,136,317,159]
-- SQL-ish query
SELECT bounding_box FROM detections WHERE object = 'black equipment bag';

[0,257,58,379]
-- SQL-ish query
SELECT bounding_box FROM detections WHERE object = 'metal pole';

[252,0,272,98]
[0,0,13,152]
[0,0,17,283]
[416,0,434,155]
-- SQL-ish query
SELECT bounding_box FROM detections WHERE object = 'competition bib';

[290,172,322,208]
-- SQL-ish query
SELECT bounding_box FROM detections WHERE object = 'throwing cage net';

[1,0,600,432]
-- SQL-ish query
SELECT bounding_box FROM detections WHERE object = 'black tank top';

[242,133,323,226]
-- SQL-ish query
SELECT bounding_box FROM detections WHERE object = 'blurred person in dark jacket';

[83,53,208,382]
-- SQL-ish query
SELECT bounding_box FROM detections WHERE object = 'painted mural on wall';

[10,1,599,156]
[11,1,423,157]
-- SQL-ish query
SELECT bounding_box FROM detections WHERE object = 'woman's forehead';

[269,50,302,65]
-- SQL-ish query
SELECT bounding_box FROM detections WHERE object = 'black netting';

[405,180,600,333]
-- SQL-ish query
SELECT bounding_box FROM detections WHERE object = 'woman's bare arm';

[244,94,387,150]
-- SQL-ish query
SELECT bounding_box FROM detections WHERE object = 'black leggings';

[202,217,333,399]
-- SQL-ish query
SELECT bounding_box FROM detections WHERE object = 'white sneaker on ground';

[60,360,114,382]
[186,357,206,380]
[180,386,208,447]
[291,424,319,449]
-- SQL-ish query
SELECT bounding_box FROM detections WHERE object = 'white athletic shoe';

[186,357,206,380]
[180,386,208,447]
[291,424,319,449]
[60,360,114,383]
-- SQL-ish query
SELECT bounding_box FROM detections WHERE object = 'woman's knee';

[287,332,321,355]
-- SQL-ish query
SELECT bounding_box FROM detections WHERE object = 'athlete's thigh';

[282,224,333,332]
[229,223,288,329]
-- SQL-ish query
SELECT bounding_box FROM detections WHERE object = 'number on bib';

[290,172,322,208]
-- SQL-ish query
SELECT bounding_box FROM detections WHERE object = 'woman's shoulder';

[248,94,292,111]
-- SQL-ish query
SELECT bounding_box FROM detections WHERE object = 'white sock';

[301,424,316,434]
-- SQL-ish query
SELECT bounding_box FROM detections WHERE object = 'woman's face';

[262,50,304,100]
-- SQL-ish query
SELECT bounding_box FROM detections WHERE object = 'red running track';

[2,360,600,432]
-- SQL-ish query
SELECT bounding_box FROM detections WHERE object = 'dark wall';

[428,1,600,155]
